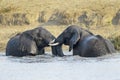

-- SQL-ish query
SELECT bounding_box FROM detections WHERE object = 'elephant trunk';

[52,44,64,57]
[51,46,57,56]
[50,40,64,57]
[45,36,63,56]
[51,41,64,57]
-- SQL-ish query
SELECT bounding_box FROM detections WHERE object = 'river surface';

[0,51,120,80]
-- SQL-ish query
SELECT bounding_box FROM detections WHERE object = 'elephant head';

[20,27,58,55]
[51,25,93,56]
[55,26,80,51]
[31,27,56,47]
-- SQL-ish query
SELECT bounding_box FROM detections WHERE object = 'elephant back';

[79,36,108,57]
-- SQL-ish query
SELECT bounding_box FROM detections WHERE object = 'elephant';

[6,27,58,57]
[52,25,116,57]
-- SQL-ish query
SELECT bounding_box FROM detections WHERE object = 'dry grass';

[0,0,120,25]
[0,0,120,51]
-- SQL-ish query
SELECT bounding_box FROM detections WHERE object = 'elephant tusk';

[50,39,55,44]
[48,42,59,46]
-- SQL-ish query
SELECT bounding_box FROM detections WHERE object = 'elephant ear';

[69,31,80,51]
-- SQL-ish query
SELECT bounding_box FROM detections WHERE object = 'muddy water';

[0,52,120,80]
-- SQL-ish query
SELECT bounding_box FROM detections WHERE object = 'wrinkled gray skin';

[6,27,57,57]
[54,25,116,57]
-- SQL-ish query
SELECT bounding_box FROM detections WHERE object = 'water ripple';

[0,52,119,63]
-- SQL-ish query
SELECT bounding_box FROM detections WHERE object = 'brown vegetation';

[0,0,120,27]
[0,0,120,51]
